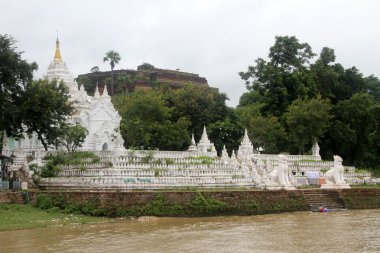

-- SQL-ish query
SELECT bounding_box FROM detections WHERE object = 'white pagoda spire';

[238,129,254,156]
[102,84,109,97]
[94,84,100,98]
[197,126,212,153]
[187,133,198,152]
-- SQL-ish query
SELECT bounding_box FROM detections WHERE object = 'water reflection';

[1,209,379,253]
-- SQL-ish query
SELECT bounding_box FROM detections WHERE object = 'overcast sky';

[1,0,379,106]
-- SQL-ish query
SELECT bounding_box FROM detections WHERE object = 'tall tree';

[170,84,232,142]
[208,120,244,156]
[103,50,121,96]
[247,116,287,154]
[239,36,317,117]
[0,34,37,149]
[113,90,190,150]
[364,75,380,102]
[326,93,380,167]
[285,96,332,154]
[20,79,73,150]
[90,66,99,73]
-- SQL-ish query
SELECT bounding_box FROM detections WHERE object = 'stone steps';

[302,190,343,210]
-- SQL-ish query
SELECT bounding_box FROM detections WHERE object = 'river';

[0,209,379,253]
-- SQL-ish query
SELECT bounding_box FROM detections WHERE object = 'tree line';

[238,36,380,169]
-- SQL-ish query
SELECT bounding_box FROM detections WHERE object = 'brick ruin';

[77,63,209,95]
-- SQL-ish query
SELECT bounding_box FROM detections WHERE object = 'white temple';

[11,38,124,152]
[1,38,366,191]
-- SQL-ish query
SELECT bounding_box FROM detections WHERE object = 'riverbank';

[0,204,111,231]
[0,188,379,222]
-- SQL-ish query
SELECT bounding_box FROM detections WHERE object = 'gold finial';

[53,31,62,63]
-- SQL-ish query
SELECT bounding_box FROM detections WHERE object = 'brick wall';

[0,192,24,204]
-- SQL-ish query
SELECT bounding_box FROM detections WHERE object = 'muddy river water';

[1,209,379,253]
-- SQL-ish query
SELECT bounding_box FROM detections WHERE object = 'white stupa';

[238,129,254,157]
[197,126,214,153]
[10,37,125,152]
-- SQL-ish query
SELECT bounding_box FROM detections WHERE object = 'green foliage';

[190,192,227,214]
[112,82,239,152]
[165,158,175,165]
[35,151,100,177]
[0,34,37,145]
[324,93,380,167]
[137,62,155,71]
[76,76,93,95]
[170,84,235,143]
[141,150,155,163]
[113,90,191,150]
[239,36,317,117]
[103,50,121,96]
[239,35,380,168]
[114,73,137,93]
[0,204,105,231]
[90,66,99,72]
[285,96,332,154]
[44,151,100,165]
[20,79,73,150]
[185,156,215,165]
[103,50,121,71]
[208,120,244,156]
[34,194,54,210]
[247,115,287,154]
[56,124,88,152]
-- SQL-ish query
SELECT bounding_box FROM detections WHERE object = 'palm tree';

[103,50,121,95]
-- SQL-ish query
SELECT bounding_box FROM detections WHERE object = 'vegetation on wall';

[30,151,100,178]
[31,191,310,217]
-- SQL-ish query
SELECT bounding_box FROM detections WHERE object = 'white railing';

[58,168,243,178]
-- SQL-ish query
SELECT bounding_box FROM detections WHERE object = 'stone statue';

[322,155,350,188]
[269,155,295,189]
[311,139,321,160]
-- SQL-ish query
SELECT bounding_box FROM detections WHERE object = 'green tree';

[90,66,99,72]
[103,50,121,96]
[170,84,232,142]
[114,90,190,150]
[364,75,380,102]
[326,93,380,167]
[0,34,37,149]
[208,120,244,156]
[20,79,73,150]
[247,116,287,154]
[115,73,137,93]
[239,36,317,116]
[285,96,332,154]
[56,124,88,152]
[310,47,342,102]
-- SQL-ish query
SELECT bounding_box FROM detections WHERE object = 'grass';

[0,204,110,231]
[350,184,380,189]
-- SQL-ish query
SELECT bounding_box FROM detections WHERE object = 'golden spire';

[53,32,63,63]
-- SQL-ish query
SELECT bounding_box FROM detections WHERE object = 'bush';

[190,192,227,214]
[34,194,53,210]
